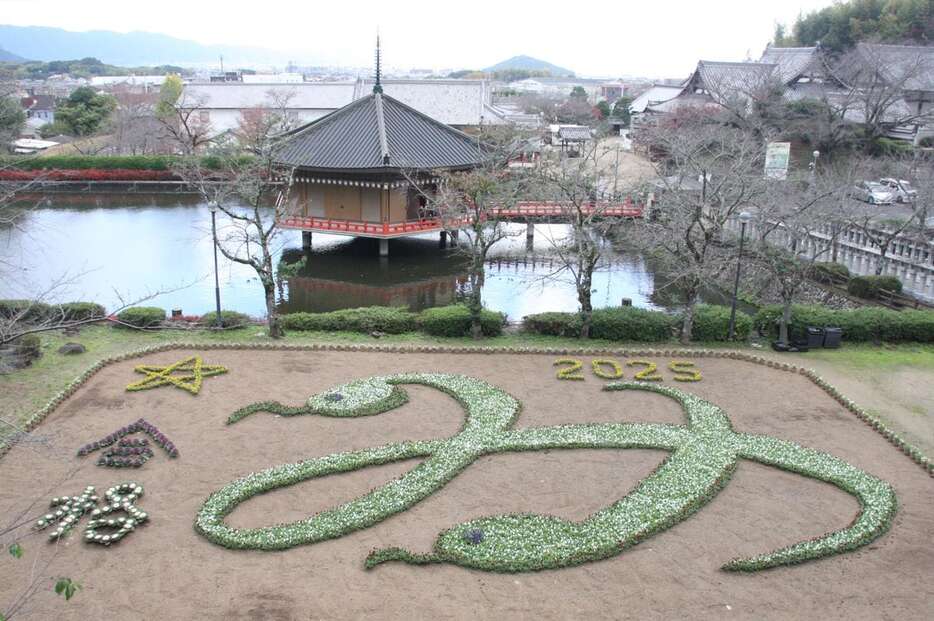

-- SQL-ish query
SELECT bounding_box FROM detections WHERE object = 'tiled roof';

[630,84,684,113]
[852,43,934,92]
[695,60,778,95]
[759,46,821,84]
[272,92,483,172]
[183,79,494,126]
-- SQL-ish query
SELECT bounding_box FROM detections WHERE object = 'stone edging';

[4,341,932,478]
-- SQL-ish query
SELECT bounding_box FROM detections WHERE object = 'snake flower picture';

[195,373,897,574]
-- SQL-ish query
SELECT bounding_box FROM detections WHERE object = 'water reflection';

[2,194,672,319]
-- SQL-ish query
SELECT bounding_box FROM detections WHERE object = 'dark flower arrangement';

[97,438,155,468]
[77,418,179,468]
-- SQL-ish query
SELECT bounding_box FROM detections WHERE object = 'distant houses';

[629,43,934,146]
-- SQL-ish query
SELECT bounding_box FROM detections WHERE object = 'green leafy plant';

[588,307,673,342]
[53,578,81,601]
[114,307,166,329]
[416,305,504,337]
[281,307,418,334]
[197,311,252,329]
[685,305,751,342]
[847,275,903,299]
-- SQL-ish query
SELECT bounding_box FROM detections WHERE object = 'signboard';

[764,142,791,180]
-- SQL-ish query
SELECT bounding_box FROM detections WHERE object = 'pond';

[0,193,718,320]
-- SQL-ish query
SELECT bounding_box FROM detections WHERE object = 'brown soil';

[1,350,932,621]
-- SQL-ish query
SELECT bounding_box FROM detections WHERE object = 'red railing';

[279,200,643,237]
[279,216,456,236]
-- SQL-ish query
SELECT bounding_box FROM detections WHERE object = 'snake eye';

[463,529,485,545]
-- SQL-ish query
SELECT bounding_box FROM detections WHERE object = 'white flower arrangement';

[195,374,897,574]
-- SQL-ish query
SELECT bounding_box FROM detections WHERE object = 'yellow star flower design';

[126,356,228,395]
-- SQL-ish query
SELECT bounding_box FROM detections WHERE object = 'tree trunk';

[874,249,887,276]
[264,284,282,339]
[680,287,699,344]
[467,258,485,340]
[779,298,792,346]
[578,274,593,340]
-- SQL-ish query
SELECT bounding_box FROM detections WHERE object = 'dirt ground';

[1,350,932,621]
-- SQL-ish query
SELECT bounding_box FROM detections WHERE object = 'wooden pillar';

[379,238,389,257]
[302,231,312,251]
[440,230,448,247]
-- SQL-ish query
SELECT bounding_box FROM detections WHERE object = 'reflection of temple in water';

[278,237,469,313]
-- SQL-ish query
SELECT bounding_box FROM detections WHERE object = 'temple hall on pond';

[273,77,484,256]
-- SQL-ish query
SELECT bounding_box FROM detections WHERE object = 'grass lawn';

[3,325,933,456]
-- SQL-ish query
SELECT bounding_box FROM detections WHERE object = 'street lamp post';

[209,202,223,329]
[728,211,753,341]
[809,150,820,175]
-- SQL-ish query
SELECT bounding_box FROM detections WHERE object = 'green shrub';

[811,262,850,285]
[55,301,106,321]
[588,307,673,342]
[6,333,42,367]
[115,306,166,328]
[0,299,51,322]
[687,304,751,342]
[1,155,174,170]
[198,311,252,329]
[281,307,418,334]
[523,312,582,336]
[754,305,837,341]
[753,304,934,343]
[416,305,504,337]
[848,275,903,299]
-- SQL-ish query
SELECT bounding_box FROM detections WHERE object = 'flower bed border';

[2,342,932,479]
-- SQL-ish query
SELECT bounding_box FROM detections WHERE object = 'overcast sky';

[0,0,836,77]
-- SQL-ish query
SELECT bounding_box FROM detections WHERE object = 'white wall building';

[182,78,507,133]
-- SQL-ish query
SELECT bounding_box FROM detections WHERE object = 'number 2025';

[554,358,702,382]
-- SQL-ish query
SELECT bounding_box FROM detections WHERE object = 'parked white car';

[851,181,896,205]
[878,178,917,203]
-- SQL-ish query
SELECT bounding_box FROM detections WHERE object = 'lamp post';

[809,150,820,176]
[209,201,223,329]
[728,211,753,341]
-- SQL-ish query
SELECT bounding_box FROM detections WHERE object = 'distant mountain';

[483,55,574,77]
[0,45,26,62]
[0,25,291,67]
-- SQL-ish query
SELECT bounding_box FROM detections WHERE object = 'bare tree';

[109,90,169,155]
[173,117,289,338]
[747,164,856,345]
[631,112,771,343]
[235,89,299,151]
[426,126,530,338]
[831,43,934,148]
[533,139,626,338]
[156,76,216,154]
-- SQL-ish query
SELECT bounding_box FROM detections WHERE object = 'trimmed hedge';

[812,262,850,285]
[0,155,251,172]
[686,304,752,342]
[115,306,166,328]
[1,155,175,171]
[198,311,252,329]
[416,305,505,337]
[589,307,673,342]
[281,307,418,334]
[847,275,903,300]
[523,307,673,341]
[57,302,106,321]
[0,299,51,322]
[753,304,934,343]
[522,312,582,337]
[0,300,104,322]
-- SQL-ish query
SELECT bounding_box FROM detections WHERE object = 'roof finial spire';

[373,31,383,94]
